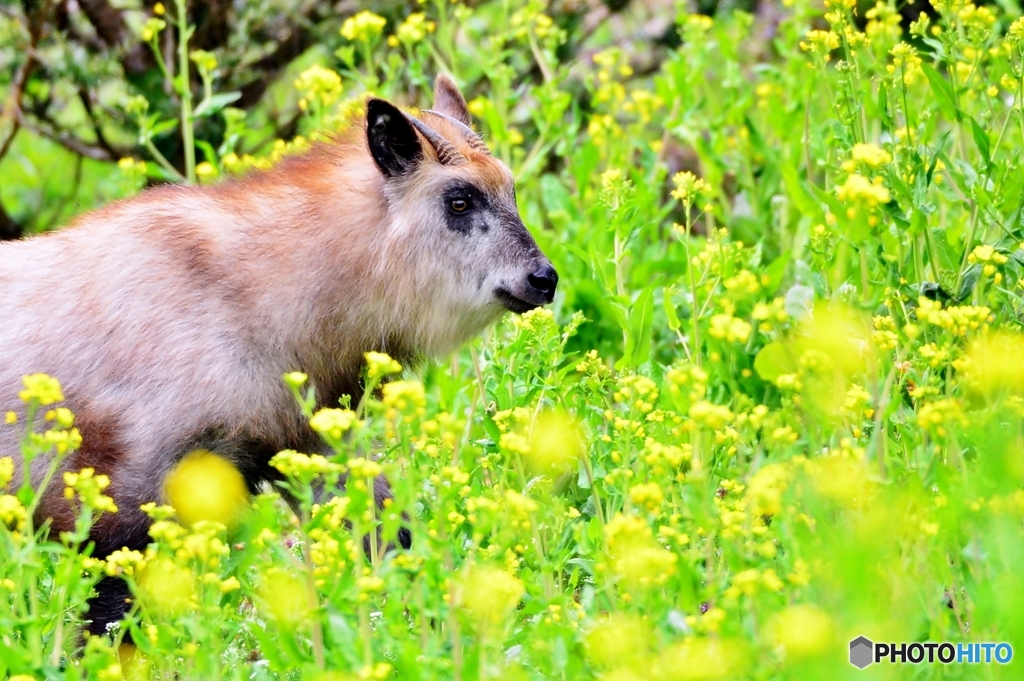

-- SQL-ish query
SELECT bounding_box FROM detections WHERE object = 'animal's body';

[0,76,557,634]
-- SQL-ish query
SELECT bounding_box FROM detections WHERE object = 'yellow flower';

[137,557,197,618]
[629,481,664,512]
[340,10,387,42]
[746,463,790,517]
[456,564,524,631]
[393,13,435,45]
[799,30,840,60]
[19,373,64,406]
[0,494,27,530]
[164,450,248,529]
[850,142,892,168]
[309,408,360,442]
[521,410,582,477]
[887,42,923,84]
[0,457,13,489]
[347,456,383,479]
[600,168,633,207]
[381,380,426,418]
[708,313,752,344]
[189,49,217,73]
[270,450,343,483]
[836,173,891,208]
[671,171,712,207]
[688,400,734,430]
[105,547,146,577]
[585,613,653,670]
[64,468,118,513]
[967,244,1008,265]
[257,566,312,629]
[364,351,402,379]
[294,65,343,108]
[195,161,218,183]
[603,512,677,588]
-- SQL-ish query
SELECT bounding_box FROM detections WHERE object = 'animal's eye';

[450,198,470,214]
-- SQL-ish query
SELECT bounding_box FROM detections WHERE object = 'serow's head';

[365,75,557,351]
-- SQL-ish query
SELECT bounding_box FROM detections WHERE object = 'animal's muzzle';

[526,262,558,304]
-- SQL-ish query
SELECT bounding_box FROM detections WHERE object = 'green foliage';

[4,0,1024,678]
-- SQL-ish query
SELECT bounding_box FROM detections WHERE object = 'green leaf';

[920,63,960,122]
[762,250,792,294]
[617,286,655,370]
[969,116,991,171]
[754,341,798,383]
[663,286,681,332]
[779,163,820,220]
[193,91,242,118]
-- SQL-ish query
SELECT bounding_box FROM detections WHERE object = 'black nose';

[527,263,558,303]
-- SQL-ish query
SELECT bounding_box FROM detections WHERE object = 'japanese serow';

[0,75,557,635]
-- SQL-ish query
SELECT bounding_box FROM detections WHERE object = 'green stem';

[683,214,702,367]
[175,0,195,183]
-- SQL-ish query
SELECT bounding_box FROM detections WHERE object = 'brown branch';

[20,116,115,161]
[77,87,121,158]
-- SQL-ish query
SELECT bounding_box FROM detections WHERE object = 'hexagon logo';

[850,636,874,669]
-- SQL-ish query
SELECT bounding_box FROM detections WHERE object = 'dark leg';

[86,576,135,639]
[84,503,153,641]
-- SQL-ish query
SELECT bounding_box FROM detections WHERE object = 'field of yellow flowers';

[3,0,1024,678]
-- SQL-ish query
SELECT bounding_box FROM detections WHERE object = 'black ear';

[367,99,423,178]
[433,74,472,127]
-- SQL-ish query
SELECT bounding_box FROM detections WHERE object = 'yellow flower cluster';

[917,398,968,438]
[629,481,665,512]
[118,156,148,179]
[64,468,118,514]
[388,13,435,47]
[381,380,427,421]
[800,29,840,61]
[708,313,752,344]
[602,512,677,589]
[745,463,791,517]
[968,244,1008,282]
[688,400,735,430]
[723,567,785,601]
[309,408,360,442]
[0,457,13,489]
[309,498,357,586]
[223,136,310,176]
[0,493,27,531]
[843,143,892,172]
[364,351,402,380]
[915,297,993,335]
[19,373,64,406]
[888,42,923,84]
[269,449,343,483]
[340,10,387,42]
[670,171,712,207]
[836,173,891,209]
[294,64,343,110]
[457,563,524,631]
